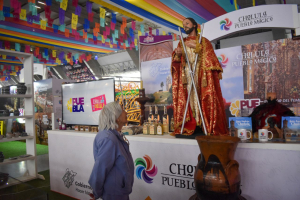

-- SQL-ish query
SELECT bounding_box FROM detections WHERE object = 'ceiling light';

[106,12,110,16]
[38,1,45,5]
[35,6,41,9]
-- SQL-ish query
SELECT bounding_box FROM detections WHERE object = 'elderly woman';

[89,102,134,200]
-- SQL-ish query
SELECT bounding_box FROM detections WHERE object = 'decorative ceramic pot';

[6,133,13,139]
[13,109,20,116]
[0,172,9,186]
[3,109,10,116]
[2,86,10,94]
[16,83,27,94]
[14,132,20,137]
[0,152,4,162]
[194,136,241,200]
[21,132,28,137]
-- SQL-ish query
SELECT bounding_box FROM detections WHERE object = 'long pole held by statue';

[178,24,208,135]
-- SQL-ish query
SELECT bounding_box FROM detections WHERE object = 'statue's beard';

[185,27,194,34]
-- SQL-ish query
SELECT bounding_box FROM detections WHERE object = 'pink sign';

[91,94,106,112]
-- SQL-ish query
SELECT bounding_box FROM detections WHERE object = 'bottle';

[153,106,160,121]
[147,120,150,135]
[148,106,154,123]
[149,120,157,135]
[59,118,62,130]
[143,120,148,135]
[162,106,169,134]
[157,120,163,135]
[62,120,66,130]
[170,116,175,132]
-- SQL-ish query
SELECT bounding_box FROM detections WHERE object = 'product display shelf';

[0,175,36,189]
[0,136,35,143]
[0,94,32,98]
[0,156,36,166]
[0,115,33,120]
[0,49,45,186]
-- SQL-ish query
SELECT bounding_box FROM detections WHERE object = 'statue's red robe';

[171,35,228,136]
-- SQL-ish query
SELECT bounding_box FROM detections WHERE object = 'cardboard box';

[228,117,252,138]
[85,126,91,132]
[80,126,85,131]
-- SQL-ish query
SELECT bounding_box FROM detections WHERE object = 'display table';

[48,130,300,200]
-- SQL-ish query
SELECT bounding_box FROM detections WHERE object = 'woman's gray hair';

[98,102,123,131]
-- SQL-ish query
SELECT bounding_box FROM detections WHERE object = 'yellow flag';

[60,0,68,11]
[40,20,47,30]
[100,8,106,19]
[138,31,142,36]
[110,44,113,48]
[52,50,56,57]
[163,31,166,35]
[20,9,26,20]
[3,55,6,59]
[71,23,77,30]
[134,39,137,45]
[11,49,15,51]
[102,36,105,43]
[72,13,78,24]
[56,58,61,64]
[10,72,16,76]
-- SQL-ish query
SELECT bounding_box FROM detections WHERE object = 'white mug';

[237,129,251,140]
[258,129,273,142]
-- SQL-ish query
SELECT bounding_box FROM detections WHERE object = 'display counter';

[48,130,300,200]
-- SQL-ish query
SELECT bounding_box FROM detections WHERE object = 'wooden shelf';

[0,94,32,98]
[0,175,36,189]
[0,115,33,120]
[0,156,36,166]
[0,136,34,143]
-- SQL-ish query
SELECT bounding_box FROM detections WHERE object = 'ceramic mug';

[258,129,273,142]
[237,129,252,140]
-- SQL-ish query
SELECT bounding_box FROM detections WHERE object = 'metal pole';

[179,24,208,135]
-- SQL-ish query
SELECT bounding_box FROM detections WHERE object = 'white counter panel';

[48,130,300,200]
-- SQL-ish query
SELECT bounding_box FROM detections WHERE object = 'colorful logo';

[135,155,158,184]
[67,97,84,112]
[261,132,265,136]
[240,132,243,136]
[62,168,77,188]
[217,54,229,68]
[230,100,240,117]
[220,18,232,31]
[230,99,260,117]
[91,94,106,112]
[143,35,154,43]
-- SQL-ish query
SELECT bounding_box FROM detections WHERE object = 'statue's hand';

[185,40,196,49]
[175,47,182,56]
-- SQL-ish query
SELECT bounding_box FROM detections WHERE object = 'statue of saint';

[171,18,228,136]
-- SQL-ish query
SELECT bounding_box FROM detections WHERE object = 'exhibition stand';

[48,130,300,200]
[45,4,300,200]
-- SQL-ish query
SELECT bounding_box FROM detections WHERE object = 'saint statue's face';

[183,19,196,35]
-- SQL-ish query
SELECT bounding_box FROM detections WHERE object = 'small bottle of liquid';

[148,106,154,123]
[143,120,148,135]
[59,118,62,130]
[162,106,169,134]
[170,116,175,132]
[157,120,163,135]
[62,120,67,130]
[150,120,157,135]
